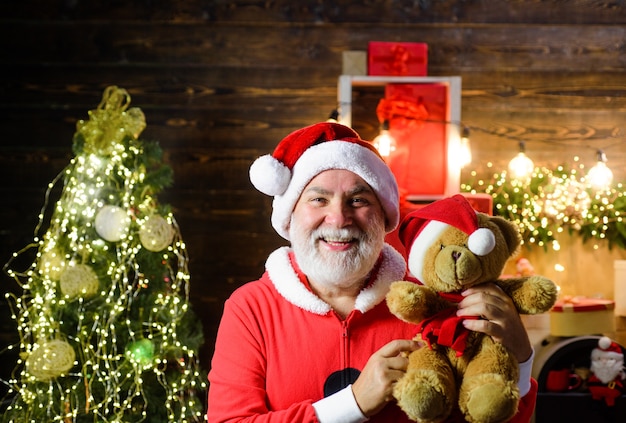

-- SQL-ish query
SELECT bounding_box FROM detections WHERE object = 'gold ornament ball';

[59,263,100,298]
[139,214,175,252]
[95,205,130,242]
[26,339,76,381]
[38,248,66,280]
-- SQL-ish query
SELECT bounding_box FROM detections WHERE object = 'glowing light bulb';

[458,127,472,168]
[587,150,613,190]
[508,142,534,180]
[372,120,396,158]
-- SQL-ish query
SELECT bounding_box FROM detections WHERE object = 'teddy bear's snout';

[433,245,484,288]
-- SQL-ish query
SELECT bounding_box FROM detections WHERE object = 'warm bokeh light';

[372,121,397,157]
[508,151,535,181]
[586,160,614,190]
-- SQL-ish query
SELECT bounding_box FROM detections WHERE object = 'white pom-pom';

[468,228,496,256]
[249,154,291,196]
[598,336,612,350]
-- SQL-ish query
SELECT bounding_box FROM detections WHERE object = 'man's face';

[288,169,386,288]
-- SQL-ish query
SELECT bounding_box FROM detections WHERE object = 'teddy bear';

[386,194,558,423]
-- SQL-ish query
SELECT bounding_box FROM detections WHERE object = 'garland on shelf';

[462,164,626,251]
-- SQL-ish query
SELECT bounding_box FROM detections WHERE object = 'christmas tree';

[1,86,207,422]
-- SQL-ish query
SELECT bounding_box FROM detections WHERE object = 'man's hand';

[351,339,421,417]
[457,283,533,363]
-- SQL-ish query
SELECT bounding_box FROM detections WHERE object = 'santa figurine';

[587,336,626,406]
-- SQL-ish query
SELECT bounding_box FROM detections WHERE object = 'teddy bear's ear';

[481,214,521,256]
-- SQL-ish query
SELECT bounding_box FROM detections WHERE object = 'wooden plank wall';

[2,0,626,399]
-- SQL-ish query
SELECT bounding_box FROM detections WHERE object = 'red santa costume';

[587,336,625,406]
[207,122,537,422]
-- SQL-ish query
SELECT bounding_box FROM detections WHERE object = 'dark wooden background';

[2,0,626,401]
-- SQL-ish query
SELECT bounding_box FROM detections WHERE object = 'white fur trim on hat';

[271,140,399,240]
[407,220,449,282]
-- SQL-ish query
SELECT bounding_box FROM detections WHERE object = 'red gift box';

[380,83,449,198]
[368,42,428,76]
[552,297,615,313]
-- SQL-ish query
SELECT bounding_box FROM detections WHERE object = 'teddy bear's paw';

[394,370,453,423]
[459,375,518,423]
[386,281,430,324]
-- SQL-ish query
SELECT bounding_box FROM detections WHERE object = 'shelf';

[336,75,461,128]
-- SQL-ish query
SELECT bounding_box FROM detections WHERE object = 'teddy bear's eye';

[440,244,445,250]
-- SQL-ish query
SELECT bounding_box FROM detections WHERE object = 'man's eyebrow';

[302,186,332,195]
[348,184,375,195]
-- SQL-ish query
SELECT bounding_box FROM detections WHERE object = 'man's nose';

[325,202,352,227]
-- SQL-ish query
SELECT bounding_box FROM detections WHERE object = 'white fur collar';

[265,244,407,315]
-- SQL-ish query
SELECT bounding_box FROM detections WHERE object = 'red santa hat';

[592,336,624,360]
[249,122,399,240]
[398,194,496,281]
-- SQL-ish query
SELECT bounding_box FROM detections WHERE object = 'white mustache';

[312,228,362,243]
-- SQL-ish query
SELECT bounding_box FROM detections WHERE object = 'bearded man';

[207,122,538,422]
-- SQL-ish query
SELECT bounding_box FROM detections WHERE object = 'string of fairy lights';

[329,107,626,250]
[462,161,626,250]
[2,87,206,422]
[458,125,625,250]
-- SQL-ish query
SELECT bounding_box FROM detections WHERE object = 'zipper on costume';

[341,319,349,371]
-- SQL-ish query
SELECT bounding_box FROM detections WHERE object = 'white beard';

[590,355,625,384]
[289,216,385,289]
